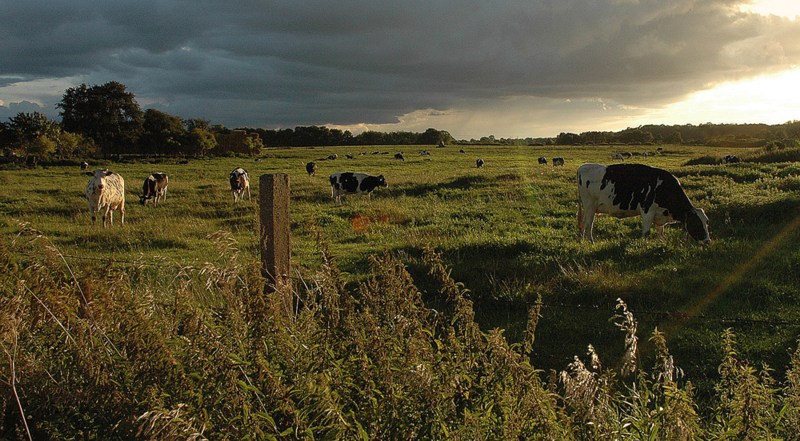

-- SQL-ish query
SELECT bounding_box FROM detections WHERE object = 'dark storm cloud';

[3,0,800,130]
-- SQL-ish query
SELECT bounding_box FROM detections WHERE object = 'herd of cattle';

[82,152,716,245]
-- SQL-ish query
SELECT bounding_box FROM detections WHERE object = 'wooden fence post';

[259,173,291,293]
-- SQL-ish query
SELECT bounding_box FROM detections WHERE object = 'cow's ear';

[105,171,114,176]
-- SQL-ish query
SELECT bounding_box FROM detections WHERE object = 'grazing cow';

[229,168,251,203]
[327,154,338,160]
[85,169,125,227]
[419,150,431,156]
[329,172,387,204]
[576,163,710,244]
[80,161,89,170]
[394,153,405,161]
[552,157,565,166]
[611,153,624,160]
[139,173,169,207]
[476,158,485,168]
[722,155,741,164]
[538,157,547,165]
[306,161,317,176]
[346,153,355,159]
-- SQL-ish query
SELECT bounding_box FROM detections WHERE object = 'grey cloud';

[3,0,800,130]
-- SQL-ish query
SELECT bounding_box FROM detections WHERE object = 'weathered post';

[259,173,291,293]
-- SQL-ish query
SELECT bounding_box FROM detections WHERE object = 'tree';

[7,112,60,165]
[186,128,217,157]
[7,112,58,146]
[58,81,144,153]
[556,132,582,145]
[139,109,187,154]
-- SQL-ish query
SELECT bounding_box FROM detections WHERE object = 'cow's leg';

[103,207,111,227]
[577,204,584,239]
[581,203,597,242]
[247,187,251,201]
[655,223,665,236]
[641,209,655,237]
[120,204,125,225]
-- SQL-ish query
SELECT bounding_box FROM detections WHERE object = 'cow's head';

[377,175,388,188]
[86,170,114,191]
[686,207,710,245]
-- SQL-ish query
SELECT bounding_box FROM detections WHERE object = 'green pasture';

[2,144,800,388]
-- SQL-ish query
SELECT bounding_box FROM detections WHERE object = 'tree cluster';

[250,126,455,147]
[554,122,800,147]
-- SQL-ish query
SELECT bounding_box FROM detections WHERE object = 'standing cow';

[229,168,251,203]
[140,173,169,207]
[552,157,565,166]
[306,161,317,176]
[537,157,547,165]
[476,158,485,168]
[329,172,387,204]
[576,163,710,244]
[85,169,125,227]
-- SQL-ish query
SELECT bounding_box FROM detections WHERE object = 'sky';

[2,0,800,139]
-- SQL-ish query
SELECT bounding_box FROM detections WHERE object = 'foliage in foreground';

[2,226,800,440]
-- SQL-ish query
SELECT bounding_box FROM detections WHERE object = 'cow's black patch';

[602,164,694,217]
[338,172,360,193]
[360,175,386,192]
[585,180,590,188]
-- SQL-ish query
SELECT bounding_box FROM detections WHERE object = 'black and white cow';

[139,173,169,206]
[229,167,251,203]
[537,157,547,165]
[306,161,317,176]
[329,172,387,204]
[576,163,710,244]
[394,153,405,161]
[552,157,565,167]
[722,155,741,164]
[476,158,485,168]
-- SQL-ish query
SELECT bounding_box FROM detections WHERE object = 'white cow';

[85,169,125,227]
[229,168,251,203]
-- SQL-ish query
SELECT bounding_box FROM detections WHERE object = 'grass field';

[3,143,800,399]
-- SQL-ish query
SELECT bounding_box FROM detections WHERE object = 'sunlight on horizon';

[740,0,800,19]
[629,67,800,128]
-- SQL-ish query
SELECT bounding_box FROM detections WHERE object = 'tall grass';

[4,228,800,438]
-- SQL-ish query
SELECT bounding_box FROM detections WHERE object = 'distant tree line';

[249,126,455,147]
[3,80,800,166]
[554,122,800,147]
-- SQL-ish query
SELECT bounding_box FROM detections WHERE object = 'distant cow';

[394,153,405,161]
[576,163,710,245]
[722,155,741,164]
[306,161,317,176]
[459,149,466,154]
[611,153,624,160]
[80,161,89,170]
[476,158,485,168]
[538,157,547,165]
[327,154,338,160]
[85,169,125,227]
[229,168,251,203]
[552,157,565,166]
[329,172,387,204]
[139,173,169,207]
